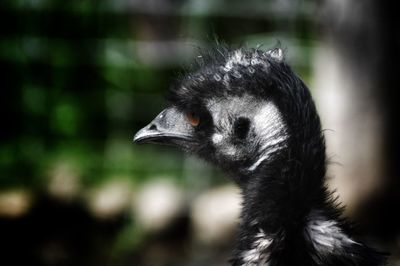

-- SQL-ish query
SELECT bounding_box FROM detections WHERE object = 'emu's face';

[134,48,289,175]
[134,93,288,176]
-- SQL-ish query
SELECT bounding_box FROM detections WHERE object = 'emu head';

[134,47,292,181]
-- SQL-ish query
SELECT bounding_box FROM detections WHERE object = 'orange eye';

[187,112,200,127]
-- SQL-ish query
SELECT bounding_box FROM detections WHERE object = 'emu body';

[134,47,386,266]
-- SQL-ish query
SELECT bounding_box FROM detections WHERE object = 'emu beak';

[133,107,195,146]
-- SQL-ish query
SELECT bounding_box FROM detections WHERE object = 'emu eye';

[187,112,200,127]
[234,117,250,139]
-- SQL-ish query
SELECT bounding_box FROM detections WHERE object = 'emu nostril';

[149,124,157,130]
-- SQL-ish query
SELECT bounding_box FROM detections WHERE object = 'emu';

[134,46,386,266]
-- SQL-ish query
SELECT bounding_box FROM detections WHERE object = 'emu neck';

[242,158,325,233]
[234,129,327,266]
[241,95,327,236]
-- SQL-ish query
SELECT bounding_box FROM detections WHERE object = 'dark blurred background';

[0,0,399,265]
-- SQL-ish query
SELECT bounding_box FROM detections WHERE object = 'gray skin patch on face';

[248,102,288,171]
[206,94,288,170]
